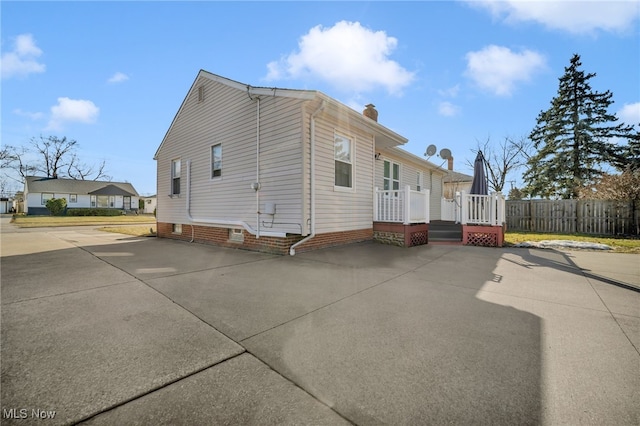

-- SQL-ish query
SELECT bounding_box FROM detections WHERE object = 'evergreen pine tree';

[523,54,634,199]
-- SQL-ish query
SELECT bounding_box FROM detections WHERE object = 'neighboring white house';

[154,70,446,254]
[140,195,157,214]
[0,198,11,214]
[24,176,139,215]
[443,170,473,199]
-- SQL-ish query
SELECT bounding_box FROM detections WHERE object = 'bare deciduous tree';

[467,136,532,193]
[2,135,110,182]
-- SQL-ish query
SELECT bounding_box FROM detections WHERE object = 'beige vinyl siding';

[156,76,307,234]
[312,111,375,233]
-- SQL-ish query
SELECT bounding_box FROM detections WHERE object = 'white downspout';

[289,100,325,256]
[256,96,261,238]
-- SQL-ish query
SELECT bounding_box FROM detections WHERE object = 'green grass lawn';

[99,225,157,237]
[504,231,640,254]
[11,215,156,228]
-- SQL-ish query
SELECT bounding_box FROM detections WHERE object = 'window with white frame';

[334,133,353,188]
[417,171,423,192]
[41,193,54,205]
[69,194,77,203]
[211,144,222,178]
[172,224,182,234]
[171,159,181,195]
[90,195,96,207]
[383,161,400,191]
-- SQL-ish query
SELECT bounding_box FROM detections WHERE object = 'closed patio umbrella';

[470,151,488,195]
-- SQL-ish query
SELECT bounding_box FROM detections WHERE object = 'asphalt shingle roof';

[25,176,139,196]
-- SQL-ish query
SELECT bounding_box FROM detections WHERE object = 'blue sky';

[2,1,639,196]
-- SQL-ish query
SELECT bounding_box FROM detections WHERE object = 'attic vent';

[198,86,205,102]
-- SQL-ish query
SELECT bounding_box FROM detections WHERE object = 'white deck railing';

[458,191,505,226]
[374,186,430,224]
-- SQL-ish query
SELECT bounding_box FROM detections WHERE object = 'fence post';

[404,185,411,225]
[424,189,430,223]
[374,187,379,222]
[490,192,496,225]
[460,191,468,225]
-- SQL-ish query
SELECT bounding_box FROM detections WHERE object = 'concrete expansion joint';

[77,351,249,424]
[586,279,640,357]
[0,280,138,306]
[242,347,356,426]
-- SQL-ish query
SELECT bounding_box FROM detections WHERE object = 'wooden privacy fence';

[506,199,639,235]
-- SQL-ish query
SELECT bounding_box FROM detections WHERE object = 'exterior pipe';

[185,160,286,239]
[256,96,261,238]
[289,100,325,256]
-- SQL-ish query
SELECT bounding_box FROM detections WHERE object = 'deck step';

[429,221,462,242]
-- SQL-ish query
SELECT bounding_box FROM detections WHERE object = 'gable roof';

[154,70,408,159]
[88,184,136,196]
[25,176,139,196]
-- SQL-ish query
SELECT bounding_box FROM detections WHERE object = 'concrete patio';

[1,218,638,425]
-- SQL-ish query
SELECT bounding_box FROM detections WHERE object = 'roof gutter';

[289,100,325,256]
[185,159,287,239]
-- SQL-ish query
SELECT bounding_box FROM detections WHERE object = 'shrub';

[46,198,67,216]
[67,208,123,216]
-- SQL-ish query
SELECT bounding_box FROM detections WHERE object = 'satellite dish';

[439,148,452,160]
[424,144,437,157]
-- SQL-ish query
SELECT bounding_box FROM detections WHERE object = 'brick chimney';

[448,157,454,171]
[363,104,378,122]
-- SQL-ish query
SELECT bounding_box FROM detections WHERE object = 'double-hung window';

[211,144,222,178]
[41,193,54,205]
[417,171,423,192]
[334,133,353,188]
[171,159,181,195]
[383,161,400,191]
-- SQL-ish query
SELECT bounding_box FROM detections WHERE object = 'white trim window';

[211,144,222,179]
[417,171,423,192]
[334,133,353,189]
[171,159,181,195]
[41,193,54,205]
[90,195,96,207]
[383,160,400,191]
[69,194,78,203]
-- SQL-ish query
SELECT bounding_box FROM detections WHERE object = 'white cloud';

[13,108,44,120]
[465,45,546,96]
[46,97,99,131]
[619,102,640,125]
[265,21,415,95]
[470,0,639,34]
[1,34,46,79]
[438,84,461,98]
[108,72,129,83]
[438,101,461,117]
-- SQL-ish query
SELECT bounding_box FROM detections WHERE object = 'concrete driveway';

[1,217,638,425]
